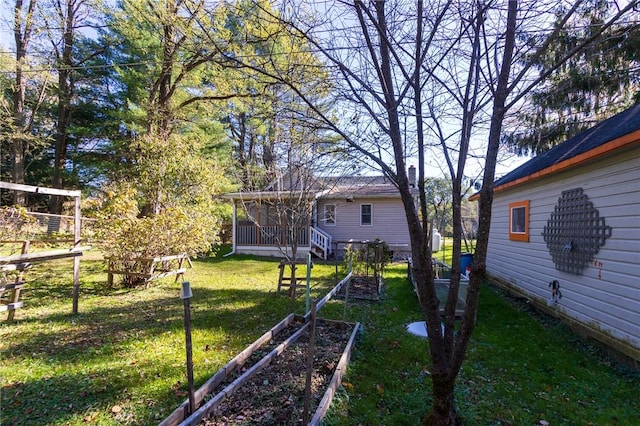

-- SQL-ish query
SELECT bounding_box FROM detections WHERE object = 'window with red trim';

[509,200,529,242]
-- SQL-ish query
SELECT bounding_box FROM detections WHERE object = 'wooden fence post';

[180,281,195,415]
[303,299,317,425]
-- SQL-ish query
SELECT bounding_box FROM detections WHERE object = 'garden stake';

[303,299,317,425]
[306,252,312,314]
[365,242,370,276]
[334,241,339,285]
[180,281,195,415]
[343,276,350,322]
[343,252,352,322]
[344,253,353,321]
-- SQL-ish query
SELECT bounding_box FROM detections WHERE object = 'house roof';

[221,190,318,201]
[492,103,640,193]
[319,175,408,199]
[323,184,403,199]
[223,173,415,201]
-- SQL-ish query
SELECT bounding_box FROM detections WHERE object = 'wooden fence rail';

[1,240,89,319]
[106,253,192,287]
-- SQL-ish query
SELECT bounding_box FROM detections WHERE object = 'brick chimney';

[408,165,416,188]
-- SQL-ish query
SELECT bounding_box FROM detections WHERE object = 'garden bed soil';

[163,316,357,426]
[199,320,355,425]
[164,274,358,426]
[336,275,381,300]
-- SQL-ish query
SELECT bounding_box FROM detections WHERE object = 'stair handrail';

[310,226,332,259]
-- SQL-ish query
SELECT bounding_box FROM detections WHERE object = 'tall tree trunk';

[50,0,77,216]
[146,8,177,214]
[425,373,458,425]
[12,0,36,206]
[156,16,175,141]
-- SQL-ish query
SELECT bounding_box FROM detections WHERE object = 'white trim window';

[324,204,336,226]
[360,204,373,226]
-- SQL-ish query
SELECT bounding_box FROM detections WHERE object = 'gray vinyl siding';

[487,147,640,352]
[316,197,410,246]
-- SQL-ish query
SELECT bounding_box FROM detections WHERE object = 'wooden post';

[107,258,114,288]
[180,281,196,415]
[146,259,156,289]
[342,272,350,322]
[343,252,352,322]
[7,241,30,321]
[21,240,30,254]
[72,194,82,314]
[303,299,317,425]
[175,256,184,283]
[305,252,312,314]
[289,263,297,300]
[7,274,22,322]
[72,256,80,314]
[374,242,382,281]
[277,261,285,296]
[231,201,237,254]
[334,241,339,285]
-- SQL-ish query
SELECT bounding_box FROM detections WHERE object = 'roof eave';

[490,128,640,197]
[221,191,318,201]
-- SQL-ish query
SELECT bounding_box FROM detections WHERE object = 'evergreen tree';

[505,1,640,155]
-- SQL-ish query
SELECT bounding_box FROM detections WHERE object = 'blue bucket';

[460,253,473,277]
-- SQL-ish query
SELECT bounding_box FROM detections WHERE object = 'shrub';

[0,206,38,249]
[88,132,232,286]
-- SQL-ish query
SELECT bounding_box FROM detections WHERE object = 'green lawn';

[431,237,475,266]
[1,252,638,425]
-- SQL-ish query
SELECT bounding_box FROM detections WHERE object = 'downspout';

[224,199,237,257]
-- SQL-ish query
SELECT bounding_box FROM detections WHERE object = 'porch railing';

[236,225,309,246]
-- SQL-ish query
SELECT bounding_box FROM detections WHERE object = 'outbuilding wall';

[486,146,640,362]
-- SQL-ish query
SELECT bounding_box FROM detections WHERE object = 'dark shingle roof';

[223,173,411,200]
[495,103,640,188]
[319,175,402,198]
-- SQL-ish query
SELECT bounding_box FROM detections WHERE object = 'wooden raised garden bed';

[161,273,359,426]
[335,274,382,301]
[160,315,359,426]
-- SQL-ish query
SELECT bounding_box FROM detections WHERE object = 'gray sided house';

[482,104,640,364]
[223,170,417,260]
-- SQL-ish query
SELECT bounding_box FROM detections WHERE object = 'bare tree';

[234,101,350,264]
[214,0,638,423]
